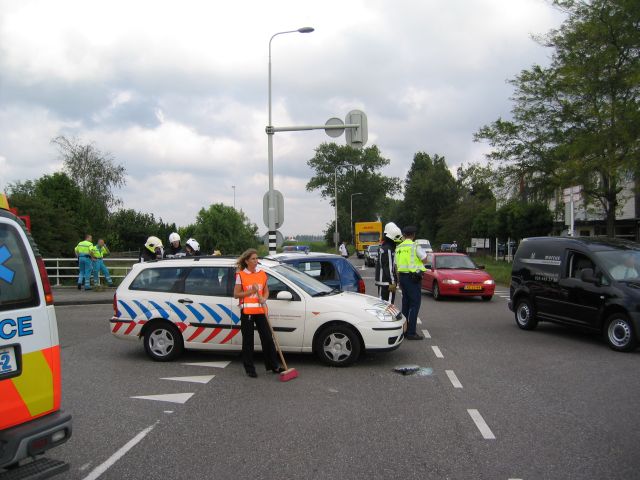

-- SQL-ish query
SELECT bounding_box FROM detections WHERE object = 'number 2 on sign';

[0,352,12,372]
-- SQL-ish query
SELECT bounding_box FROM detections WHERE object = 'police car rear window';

[0,222,39,312]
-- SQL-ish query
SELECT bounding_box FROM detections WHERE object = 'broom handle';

[264,305,288,370]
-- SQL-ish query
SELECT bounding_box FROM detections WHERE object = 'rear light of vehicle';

[36,257,54,305]
[358,278,366,294]
[113,293,118,316]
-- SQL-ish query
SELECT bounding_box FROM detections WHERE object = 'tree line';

[6,137,259,257]
[307,0,639,249]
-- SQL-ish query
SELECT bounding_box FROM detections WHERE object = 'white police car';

[110,256,405,366]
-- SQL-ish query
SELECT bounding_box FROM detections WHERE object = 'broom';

[264,306,298,382]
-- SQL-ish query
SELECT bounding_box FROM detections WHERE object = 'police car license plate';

[464,285,483,291]
[0,346,18,375]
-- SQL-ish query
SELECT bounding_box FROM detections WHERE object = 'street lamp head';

[297,27,315,33]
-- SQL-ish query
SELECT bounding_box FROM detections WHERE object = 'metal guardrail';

[43,258,138,286]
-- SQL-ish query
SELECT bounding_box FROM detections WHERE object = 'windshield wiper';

[313,288,340,297]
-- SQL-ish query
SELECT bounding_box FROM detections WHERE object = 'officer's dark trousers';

[399,273,422,335]
[378,285,396,304]
[240,312,280,372]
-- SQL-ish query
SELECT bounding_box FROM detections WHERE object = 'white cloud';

[0,0,566,236]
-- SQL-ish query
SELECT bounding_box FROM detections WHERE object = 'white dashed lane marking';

[467,409,496,439]
[422,329,431,339]
[432,346,444,358]
[445,370,463,388]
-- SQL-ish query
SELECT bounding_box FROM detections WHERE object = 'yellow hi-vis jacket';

[396,239,426,273]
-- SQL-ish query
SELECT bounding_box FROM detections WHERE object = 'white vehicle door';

[231,272,306,351]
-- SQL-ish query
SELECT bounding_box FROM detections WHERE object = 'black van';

[509,236,640,352]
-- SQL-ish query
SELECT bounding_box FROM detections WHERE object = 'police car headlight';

[365,308,394,322]
[442,279,460,285]
[483,279,495,285]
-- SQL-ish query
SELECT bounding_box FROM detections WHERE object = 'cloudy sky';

[0,0,566,237]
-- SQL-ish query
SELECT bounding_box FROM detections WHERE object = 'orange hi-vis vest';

[237,269,267,314]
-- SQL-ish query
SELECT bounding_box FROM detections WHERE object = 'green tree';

[306,143,401,244]
[495,200,554,240]
[107,209,176,253]
[52,136,126,234]
[402,152,458,242]
[191,203,258,255]
[476,0,640,237]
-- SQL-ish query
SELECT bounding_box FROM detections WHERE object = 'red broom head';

[279,368,298,382]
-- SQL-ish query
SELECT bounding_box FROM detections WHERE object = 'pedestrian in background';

[91,239,113,287]
[233,248,282,378]
[396,226,428,340]
[74,234,94,291]
[339,241,348,258]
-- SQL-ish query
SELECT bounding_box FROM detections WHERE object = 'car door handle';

[178,298,193,304]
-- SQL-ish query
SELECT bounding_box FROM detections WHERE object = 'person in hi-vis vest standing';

[74,234,94,291]
[91,238,113,287]
[396,226,428,340]
[233,249,283,378]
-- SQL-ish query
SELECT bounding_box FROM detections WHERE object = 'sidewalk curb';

[54,299,113,306]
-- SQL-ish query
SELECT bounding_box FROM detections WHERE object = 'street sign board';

[325,117,344,138]
[263,190,284,229]
[345,110,368,148]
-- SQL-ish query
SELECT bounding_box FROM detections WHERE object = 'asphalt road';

[50,258,640,479]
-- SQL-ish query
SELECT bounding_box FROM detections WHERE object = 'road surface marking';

[467,409,496,439]
[182,361,231,368]
[131,393,194,404]
[82,421,159,480]
[422,329,431,338]
[417,318,422,325]
[445,370,463,388]
[161,375,216,384]
[432,346,444,358]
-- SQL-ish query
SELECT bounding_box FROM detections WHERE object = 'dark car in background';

[364,245,379,267]
[268,252,366,294]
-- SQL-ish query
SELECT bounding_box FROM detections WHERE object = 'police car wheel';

[515,297,538,330]
[144,322,184,361]
[314,325,361,367]
[605,314,638,352]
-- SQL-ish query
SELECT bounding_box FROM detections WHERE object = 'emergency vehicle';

[0,194,72,478]
[354,221,382,258]
[111,256,405,366]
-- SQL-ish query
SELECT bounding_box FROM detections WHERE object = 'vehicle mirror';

[477,264,485,270]
[276,290,293,300]
[580,268,596,284]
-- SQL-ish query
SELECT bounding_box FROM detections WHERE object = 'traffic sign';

[263,190,284,229]
[345,110,368,148]
[325,117,344,138]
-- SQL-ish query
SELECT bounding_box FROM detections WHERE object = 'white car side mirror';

[276,291,293,300]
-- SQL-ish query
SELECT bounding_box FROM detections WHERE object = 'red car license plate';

[463,284,483,291]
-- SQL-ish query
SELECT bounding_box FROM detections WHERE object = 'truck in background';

[354,221,382,258]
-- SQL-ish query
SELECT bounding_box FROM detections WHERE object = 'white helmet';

[384,222,403,242]
[145,236,163,253]
[186,238,200,252]
[169,232,180,244]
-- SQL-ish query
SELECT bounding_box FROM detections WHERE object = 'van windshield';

[594,250,640,281]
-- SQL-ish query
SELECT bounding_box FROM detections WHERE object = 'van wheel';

[605,314,638,352]
[515,297,538,330]
[314,325,361,367]
[144,322,184,361]
[432,282,442,301]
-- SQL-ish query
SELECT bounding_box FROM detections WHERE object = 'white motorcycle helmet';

[169,232,180,244]
[186,238,200,253]
[384,222,403,243]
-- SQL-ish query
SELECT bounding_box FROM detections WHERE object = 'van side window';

[567,252,594,279]
[0,223,39,312]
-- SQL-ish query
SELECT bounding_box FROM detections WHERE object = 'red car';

[421,253,496,301]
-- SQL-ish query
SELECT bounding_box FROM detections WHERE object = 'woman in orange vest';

[234,249,283,378]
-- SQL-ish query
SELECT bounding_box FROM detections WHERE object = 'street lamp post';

[232,185,236,210]
[350,192,363,243]
[267,27,314,254]
[334,164,354,251]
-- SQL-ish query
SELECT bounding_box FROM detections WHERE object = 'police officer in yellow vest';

[91,238,113,287]
[396,226,429,340]
[74,234,95,291]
